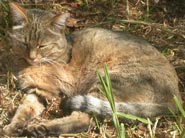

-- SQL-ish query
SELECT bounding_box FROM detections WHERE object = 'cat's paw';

[25,123,48,137]
[0,128,7,137]
[3,123,24,136]
[17,73,32,90]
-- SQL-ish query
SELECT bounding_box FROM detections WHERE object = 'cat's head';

[8,2,71,65]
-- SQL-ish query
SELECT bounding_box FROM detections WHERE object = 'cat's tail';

[61,95,173,118]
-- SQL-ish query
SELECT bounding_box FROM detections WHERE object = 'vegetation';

[97,65,126,138]
[97,65,150,138]
[97,65,185,137]
[172,96,185,138]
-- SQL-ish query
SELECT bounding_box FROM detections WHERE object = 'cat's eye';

[22,43,28,48]
[37,45,46,49]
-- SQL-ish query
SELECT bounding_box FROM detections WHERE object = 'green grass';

[172,96,185,138]
[96,65,185,138]
[96,65,149,138]
[97,64,125,138]
[0,0,11,37]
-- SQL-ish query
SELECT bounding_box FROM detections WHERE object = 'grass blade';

[97,65,125,138]
[116,112,149,124]
[173,96,185,118]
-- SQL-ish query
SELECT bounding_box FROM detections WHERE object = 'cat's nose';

[29,51,37,60]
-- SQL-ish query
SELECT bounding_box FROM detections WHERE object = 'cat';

[1,2,182,137]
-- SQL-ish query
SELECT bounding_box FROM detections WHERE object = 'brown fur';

[1,2,182,137]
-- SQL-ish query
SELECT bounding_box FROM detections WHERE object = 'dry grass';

[0,0,185,137]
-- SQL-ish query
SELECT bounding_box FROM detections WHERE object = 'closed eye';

[38,45,46,49]
[37,43,57,49]
[21,43,29,48]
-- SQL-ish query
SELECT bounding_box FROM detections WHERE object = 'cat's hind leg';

[2,92,45,136]
[25,111,91,137]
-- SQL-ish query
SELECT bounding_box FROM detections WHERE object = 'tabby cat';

[1,2,182,137]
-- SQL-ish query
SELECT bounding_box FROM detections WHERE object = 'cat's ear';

[9,2,28,29]
[51,13,70,32]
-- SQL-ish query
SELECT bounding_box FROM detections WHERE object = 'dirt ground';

[0,0,185,137]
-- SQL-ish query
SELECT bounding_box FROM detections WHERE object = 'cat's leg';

[18,64,74,98]
[3,92,45,136]
[25,111,91,137]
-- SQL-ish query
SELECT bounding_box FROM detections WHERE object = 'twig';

[117,19,185,38]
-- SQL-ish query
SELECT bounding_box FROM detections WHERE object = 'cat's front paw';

[3,123,25,136]
[17,73,33,90]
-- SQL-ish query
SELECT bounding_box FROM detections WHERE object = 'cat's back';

[70,27,181,105]
[72,27,152,49]
[71,28,169,68]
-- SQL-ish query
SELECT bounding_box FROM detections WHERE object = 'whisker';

[41,58,61,65]
[18,58,62,78]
